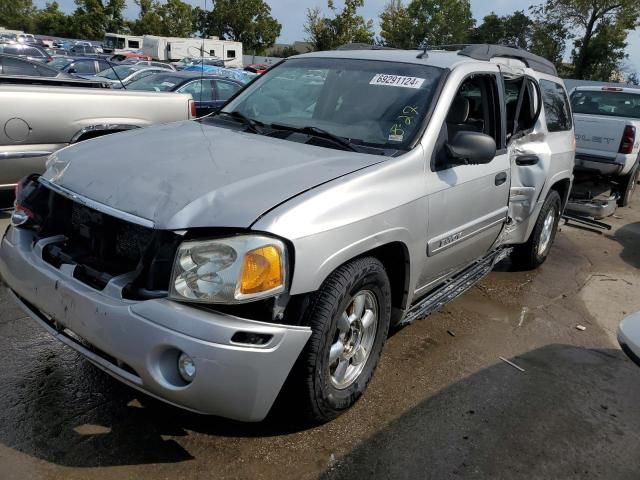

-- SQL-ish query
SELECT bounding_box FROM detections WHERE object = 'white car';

[571,86,640,206]
[619,312,640,366]
[80,65,167,87]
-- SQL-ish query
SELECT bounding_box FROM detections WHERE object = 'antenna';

[198,0,206,116]
[416,38,428,59]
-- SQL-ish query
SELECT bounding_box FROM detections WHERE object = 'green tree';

[470,11,531,49]
[131,0,164,35]
[158,0,193,37]
[542,0,640,80]
[407,0,474,46]
[203,0,281,54]
[104,0,126,33]
[528,3,571,71]
[69,0,107,40]
[271,45,300,58]
[0,0,36,31]
[33,1,71,37]
[379,0,414,48]
[305,0,374,51]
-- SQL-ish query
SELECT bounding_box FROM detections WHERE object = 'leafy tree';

[69,0,107,40]
[542,0,640,80]
[0,0,36,31]
[104,0,126,33]
[528,3,571,70]
[201,0,281,54]
[407,0,474,47]
[33,1,71,37]
[305,0,374,51]
[158,0,193,37]
[627,72,640,86]
[271,45,300,58]
[470,11,531,48]
[131,0,164,35]
[379,0,414,48]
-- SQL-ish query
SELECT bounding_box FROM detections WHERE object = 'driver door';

[417,72,510,292]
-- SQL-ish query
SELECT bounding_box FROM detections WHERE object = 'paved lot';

[1,197,640,480]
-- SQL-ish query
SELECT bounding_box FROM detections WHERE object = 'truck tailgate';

[574,114,624,160]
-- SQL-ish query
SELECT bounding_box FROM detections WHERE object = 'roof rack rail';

[335,43,396,51]
[457,44,557,76]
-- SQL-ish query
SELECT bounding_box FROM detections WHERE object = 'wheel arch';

[71,124,140,143]
[549,177,572,211]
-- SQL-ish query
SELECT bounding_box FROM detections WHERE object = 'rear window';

[540,80,572,132]
[571,90,640,119]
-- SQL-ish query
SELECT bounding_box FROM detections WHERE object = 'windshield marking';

[370,74,425,89]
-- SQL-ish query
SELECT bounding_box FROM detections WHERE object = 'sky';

[34,0,640,72]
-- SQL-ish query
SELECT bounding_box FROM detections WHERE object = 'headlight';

[169,235,288,304]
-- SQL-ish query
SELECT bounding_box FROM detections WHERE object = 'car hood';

[43,121,384,230]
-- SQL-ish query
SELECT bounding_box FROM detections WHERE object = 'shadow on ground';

[322,344,640,480]
[611,221,640,269]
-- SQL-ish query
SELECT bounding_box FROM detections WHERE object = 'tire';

[291,257,392,423]
[617,162,638,207]
[511,190,562,270]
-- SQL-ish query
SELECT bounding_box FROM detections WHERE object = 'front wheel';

[291,257,392,423]
[511,190,562,270]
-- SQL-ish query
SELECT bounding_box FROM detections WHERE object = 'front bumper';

[618,312,640,369]
[0,226,311,422]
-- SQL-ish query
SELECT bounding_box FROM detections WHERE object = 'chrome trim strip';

[0,151,52,160]
[427,207,508,257]
[70,124,140,144]
[38,177,155,229]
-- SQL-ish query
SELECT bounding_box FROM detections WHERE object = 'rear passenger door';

[419,72,510,291]
[214,80,242,109]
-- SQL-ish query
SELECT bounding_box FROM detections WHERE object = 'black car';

[125,71,244,116]
[48,56,116,75]
[0,54,69,78]
[0,43,51,63]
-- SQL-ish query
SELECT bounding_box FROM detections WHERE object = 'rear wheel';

[617,162,638,207]
[511,190,562,270]
[291,257,391,423]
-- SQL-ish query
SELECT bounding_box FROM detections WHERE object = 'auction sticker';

[370,74,425,89]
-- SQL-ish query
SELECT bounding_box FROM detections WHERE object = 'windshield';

[97,65,137,80]
[127,73,185,91]
[571,90,640,119]
[221,57,443,150]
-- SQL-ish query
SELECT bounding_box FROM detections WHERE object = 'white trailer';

[143,35,243,68]
[103,33,144,54]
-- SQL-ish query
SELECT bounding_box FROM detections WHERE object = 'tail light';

[619,125,636,154]
[189,99,197,119]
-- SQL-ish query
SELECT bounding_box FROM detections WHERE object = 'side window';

[116,38,125,49]
[2,57,37,76]
[72,61,96,74]
[445,74,501,146]
[540,79,572,132]
[97,60,111,72]
[35,64,58,77]
[227,49,236,59]
[179,80,214,102]
[128,40,140,49]
[216,81,241,101]
[504,77,538,139]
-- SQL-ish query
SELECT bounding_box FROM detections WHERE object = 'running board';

[400,248,512,326]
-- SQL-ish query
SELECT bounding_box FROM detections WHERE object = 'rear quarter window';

[540,80,572,132]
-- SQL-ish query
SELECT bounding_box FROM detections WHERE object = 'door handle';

[515,154,540,166]
[495,172,507,186]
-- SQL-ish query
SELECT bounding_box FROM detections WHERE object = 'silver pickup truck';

[572,86,640,206]
[0,45,574,423]
[0,83,194,190]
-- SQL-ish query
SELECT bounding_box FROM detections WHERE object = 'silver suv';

[0,45,575,423]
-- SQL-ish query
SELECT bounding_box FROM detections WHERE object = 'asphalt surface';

[1,195,640,480]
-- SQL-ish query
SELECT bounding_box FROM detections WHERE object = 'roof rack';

[457,44,557,76]
[335,43,396,51]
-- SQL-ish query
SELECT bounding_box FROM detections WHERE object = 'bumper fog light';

[177,352,196,382]
[231,331,273,346]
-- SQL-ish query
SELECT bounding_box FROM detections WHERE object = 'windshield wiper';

[269,123,359,152]
[214,110,262,134]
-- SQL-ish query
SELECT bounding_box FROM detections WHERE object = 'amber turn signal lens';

[239,245,283,294]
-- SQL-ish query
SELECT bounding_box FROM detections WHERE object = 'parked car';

[0,32,17,42]
[120,59,176,70]
[17,33,36,44]
[126,71,243,116]
[54,57,117,76]
[109,52,151,62]
[571,86,640,206]
[80,65,167,87]
[619,311,640,367]
[0,43,51,63]
[69,44,99,56]
[244,63,269,75]
[0,84,195,189]
[0,54,71,78]
[0,45,574,423]
[45,47,69,56]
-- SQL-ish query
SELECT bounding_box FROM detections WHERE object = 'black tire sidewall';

[307,258,392,420]
[530,191,561,266]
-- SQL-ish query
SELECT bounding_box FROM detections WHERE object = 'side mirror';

[446,131,496,165]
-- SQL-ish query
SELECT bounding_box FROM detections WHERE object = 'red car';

[244,63,269,75]
[110,52,151,63]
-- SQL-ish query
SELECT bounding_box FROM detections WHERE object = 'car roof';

[148,71,241,81]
